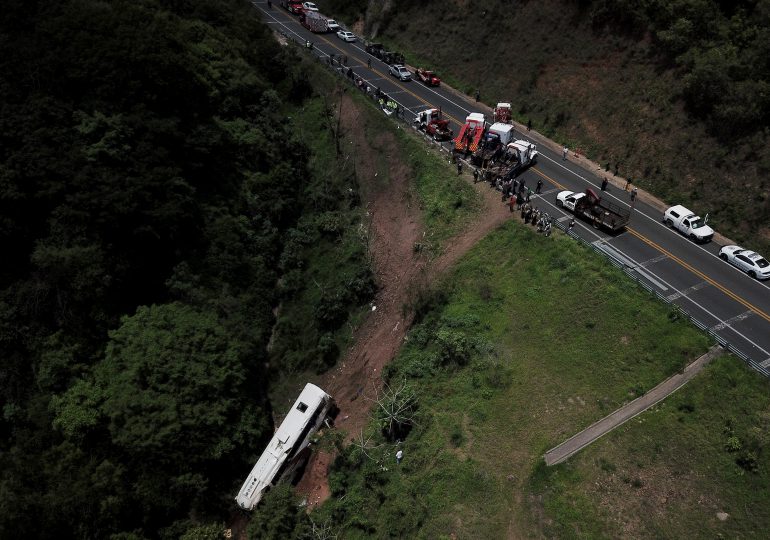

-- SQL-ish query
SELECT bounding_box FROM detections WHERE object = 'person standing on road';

[568,217,576,232]
[562,145,568,160]
[601,177,608,191]
[536,179,543,194]
[367,57,371,68]
[526,187,532,203]
[631,187,638,203]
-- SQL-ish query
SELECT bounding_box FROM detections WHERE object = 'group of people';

[470,166,553,235]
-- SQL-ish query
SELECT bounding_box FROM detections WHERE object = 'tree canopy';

[0,0,347,537]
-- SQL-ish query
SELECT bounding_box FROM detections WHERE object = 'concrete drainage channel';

[544,344,724,466]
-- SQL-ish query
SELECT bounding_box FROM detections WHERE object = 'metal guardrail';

[550,218,770,378]
[279,28,770,380]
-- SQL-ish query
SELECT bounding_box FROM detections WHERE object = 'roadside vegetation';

[320,0,770,252]
[0,1,376,537]
[287,221,770,538]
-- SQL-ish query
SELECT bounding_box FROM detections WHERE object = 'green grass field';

[315,221,770,538]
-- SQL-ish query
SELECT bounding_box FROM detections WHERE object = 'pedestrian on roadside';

[601,177,608,191]
[473,168,479,183]
[396,450,403,464]
[512,178,519,194]
[568,217,576,231]
[562,145,568,160]
[631,187,638,202]
[624,178,631,191]
[367,57,371,68]
[527,118,532,131]
[526,187,532,203]
[457,161,462,175]
[536,179,543,194]
[508,193,516,213]
[475,89,480,102]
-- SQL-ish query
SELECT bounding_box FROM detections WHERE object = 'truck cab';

[556,191,586,211]
[414,109,452,140]
[664,205,714,243]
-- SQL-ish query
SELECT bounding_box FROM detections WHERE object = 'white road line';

[666,281,709,301]
[638,253,669,267]
[711,310,755,332]
[594,242,668,291]
[591,243,770,358]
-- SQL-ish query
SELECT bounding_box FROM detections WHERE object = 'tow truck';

[557,188,630,232]
[415,68,441,86]
[453,113,486,155]
[414,108,453,141]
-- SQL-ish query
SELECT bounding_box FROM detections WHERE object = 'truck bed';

[575,198,630,232]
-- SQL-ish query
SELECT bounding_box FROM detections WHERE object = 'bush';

[436,328,471,366]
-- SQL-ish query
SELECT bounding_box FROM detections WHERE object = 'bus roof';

[235,383,330,510]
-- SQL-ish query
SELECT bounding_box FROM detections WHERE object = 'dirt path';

[296,93,511,508]
[544,344,724,466]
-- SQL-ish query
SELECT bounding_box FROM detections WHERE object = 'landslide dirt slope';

[358,0,770,250]
[296,92,510,508]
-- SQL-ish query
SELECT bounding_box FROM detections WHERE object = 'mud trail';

[296,93,510,508]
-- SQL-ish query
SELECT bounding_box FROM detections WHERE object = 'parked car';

[337,30,356,42]
[389,64,411,81]
[326,19,341,32]
[719,245,770,280]
[301,2,319,11]
[663,204,714,243]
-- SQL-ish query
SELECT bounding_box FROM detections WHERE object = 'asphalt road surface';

[256,3,770,374]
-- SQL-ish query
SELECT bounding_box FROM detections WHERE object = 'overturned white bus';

[235,383,335,510]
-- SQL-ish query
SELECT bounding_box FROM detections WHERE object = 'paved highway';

[256,3,770,374]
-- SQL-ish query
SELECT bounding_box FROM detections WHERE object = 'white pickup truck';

[663,205,714,243]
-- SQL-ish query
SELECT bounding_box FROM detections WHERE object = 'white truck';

[663,204,714,243]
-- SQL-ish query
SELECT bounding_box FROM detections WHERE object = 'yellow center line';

[530,168,770,324]
[626,229,770,324]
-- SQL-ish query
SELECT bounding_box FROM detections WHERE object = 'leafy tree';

[246,484,310,540]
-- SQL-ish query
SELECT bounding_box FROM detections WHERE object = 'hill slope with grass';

[321,0,770,252]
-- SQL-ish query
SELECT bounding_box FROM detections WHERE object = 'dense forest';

[0,0,371,538]
[324,0,770,248]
